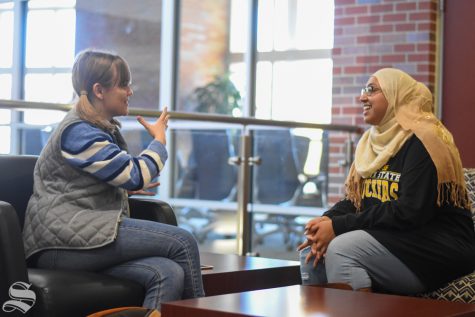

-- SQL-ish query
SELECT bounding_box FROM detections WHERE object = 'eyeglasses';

[361,86,382,96]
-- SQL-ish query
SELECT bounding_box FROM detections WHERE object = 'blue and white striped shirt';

[61,121,167,191]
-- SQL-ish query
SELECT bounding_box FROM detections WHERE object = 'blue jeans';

[300,230,426,294]
[35,217,205,309]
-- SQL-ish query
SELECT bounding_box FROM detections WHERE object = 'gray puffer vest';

[23,109,129,258]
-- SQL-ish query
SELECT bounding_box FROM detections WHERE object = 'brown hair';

[72,49,131,131]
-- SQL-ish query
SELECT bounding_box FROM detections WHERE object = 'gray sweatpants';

[299,230,426,294]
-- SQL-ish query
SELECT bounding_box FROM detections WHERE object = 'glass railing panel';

[249,127,342,260]
[167,124,242,253]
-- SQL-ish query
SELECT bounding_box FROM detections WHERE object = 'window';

[23,0,76,125]
[231,0,334,124]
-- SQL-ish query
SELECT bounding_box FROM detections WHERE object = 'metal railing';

[0,99,363,255]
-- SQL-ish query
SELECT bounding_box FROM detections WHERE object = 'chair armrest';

[0,201,29,304]
[128,197,178,226]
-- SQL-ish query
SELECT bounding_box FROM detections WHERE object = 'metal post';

[158,0,180,201]
[236,133,252,256]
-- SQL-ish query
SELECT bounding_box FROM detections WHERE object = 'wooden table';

[199,252,301,296]
[162,285,475,317]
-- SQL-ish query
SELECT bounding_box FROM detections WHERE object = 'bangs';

[113,58,131,87]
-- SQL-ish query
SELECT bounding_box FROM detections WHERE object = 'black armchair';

[0,155,177,317]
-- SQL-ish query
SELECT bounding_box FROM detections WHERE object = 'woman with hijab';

[298,68,475,294]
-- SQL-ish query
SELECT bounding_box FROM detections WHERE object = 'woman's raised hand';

[137,106,170,145]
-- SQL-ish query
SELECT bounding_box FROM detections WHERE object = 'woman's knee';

[168,225,199,247]
[326,230,369,261]
[136,258,185,291]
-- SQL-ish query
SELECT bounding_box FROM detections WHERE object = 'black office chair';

[0,155,177,317]
[252,129,300,205]
[175,129,238,242]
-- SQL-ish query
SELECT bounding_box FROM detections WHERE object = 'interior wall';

[441,0,475,167]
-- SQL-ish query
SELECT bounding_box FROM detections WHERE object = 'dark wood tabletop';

[162,285,475,317]
[199,252,301,296]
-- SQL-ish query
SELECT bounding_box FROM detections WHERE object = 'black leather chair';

[0,155,177,317]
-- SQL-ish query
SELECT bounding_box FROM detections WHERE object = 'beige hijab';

[346,68,469,210]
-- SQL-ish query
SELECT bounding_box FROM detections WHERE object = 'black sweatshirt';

[324,135,475,292]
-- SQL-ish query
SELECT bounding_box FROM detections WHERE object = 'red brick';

[335,27,344,36]
[382,33,406,43]
[368,65,392,73]
[408,53,428,62]
[335,17,356,26]
[333,47,342,55]
[396,23,416,32]
[419,1,437,11]
[342,106,362,115]
[383,13,407,22]
[410,12,432,21]
[370,24,393,33]
[329,158,342,166]
[333,67,342,75]
[329,135,350,144]
[345,6,368,15]
[396,3,417,11]
[329,167,342,174]
[382,54,406,63]
[329,145,343,153]
[417,63,435,73]
[344,66,368,74]
[417,43,435,52]
[335,7,344,15]
[418,22,436,32]
[357,16,380,24]
[370,4,393,14]
[332,107,341,115]
[395,44,415,52]
[356,56,380,63]
[357,35,380,44]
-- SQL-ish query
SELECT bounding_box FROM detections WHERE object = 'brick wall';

[328,0,438,204]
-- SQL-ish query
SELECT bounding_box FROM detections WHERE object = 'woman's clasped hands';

[297,216,335,267]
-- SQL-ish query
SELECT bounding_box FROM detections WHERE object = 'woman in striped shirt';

[23,49,205,310]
